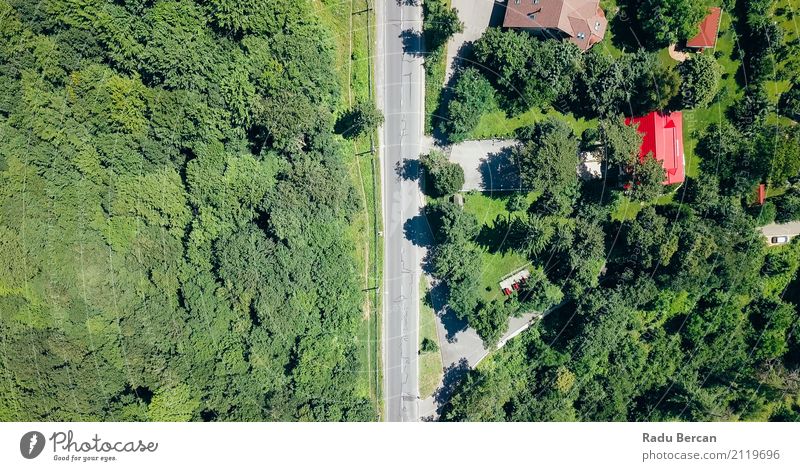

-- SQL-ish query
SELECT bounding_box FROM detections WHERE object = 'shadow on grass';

[428,357,470,420]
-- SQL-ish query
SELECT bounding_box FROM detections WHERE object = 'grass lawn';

[470,106,598,140]
[611,195,644,222]
[315,0,382,415]
[462,192,536,301]
[478,250,530,302]
[765,0,800,102]
[463,190,539,225]
[611,190,679,222]
[418,277,443,399]
[681,10,742,180]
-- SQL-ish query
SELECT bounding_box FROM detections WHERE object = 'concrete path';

[667,44,688,62]
[447,139,522,191]
[418,281,556,419]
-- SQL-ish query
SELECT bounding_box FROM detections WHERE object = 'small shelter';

[499,269,530,296]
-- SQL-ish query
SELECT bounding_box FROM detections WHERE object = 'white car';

[771,236,789,244]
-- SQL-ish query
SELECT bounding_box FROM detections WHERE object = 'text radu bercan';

[643,432,718,443]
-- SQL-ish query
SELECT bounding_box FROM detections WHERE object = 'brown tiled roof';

[503,0,607,51]
[686,7,722,48]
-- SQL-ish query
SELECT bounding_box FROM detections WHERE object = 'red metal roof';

[625,112,685,186]
[686,7,722,48]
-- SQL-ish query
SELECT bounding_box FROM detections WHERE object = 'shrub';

[442,67,496,142]
[679,54,721,108]
[420,150,465,196]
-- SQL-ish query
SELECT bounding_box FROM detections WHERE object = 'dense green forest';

[430,0,800,421]
[0,0,376,421]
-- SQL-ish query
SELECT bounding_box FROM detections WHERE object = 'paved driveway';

[444,0,506,83]
[760,221,800,246]
[418,277,554,419]
[447,139,522,191]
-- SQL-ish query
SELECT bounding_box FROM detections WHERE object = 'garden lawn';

[419,277,443,399]
[316,0,382,410]
[765,0,800,102]
[681,10,742,180]
[462,192,537,301]
[470,107,597,140]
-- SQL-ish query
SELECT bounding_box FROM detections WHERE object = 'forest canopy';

[0,0,374,421]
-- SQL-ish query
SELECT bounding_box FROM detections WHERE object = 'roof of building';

[499,269,530,292]
[503,0,607,51]
[686,7,722,48]
[578,150,602,180]
[625,112,685,186]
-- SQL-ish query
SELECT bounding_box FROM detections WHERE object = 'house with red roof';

[625,111,685,186]
[686,7,722,49]
[503,0,607,51]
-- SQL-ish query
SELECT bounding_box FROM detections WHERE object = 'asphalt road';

[376,0,425,422]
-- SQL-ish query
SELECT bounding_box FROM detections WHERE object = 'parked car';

[771,236,789,244]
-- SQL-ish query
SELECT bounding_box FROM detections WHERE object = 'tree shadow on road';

[396,158,421,182]
[430,357,470,419]
[403,211,435,249]
[400,29,424,57]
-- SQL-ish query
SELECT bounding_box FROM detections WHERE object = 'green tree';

[420,338,439,354]
[336,101,384,139]
[625,206,679,268]
[679,54,721,108]
[600,117,643,167]
[472,28,581,112]
[470,299,511,348]
[425,200,479,243]
[0,0,375,422]
[509,214,555,257]
[442,67,496,142]
[423,0,463,50]
[420,149,465,196]
[514,118,578,192]
[755,125,800,186]
[637,0,708,46]
[148,385,200,421]
[774,190,800,223]
[629,53,681,113]
[628,153,667,201]
[779,83,800,121]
